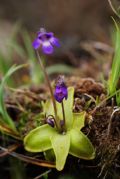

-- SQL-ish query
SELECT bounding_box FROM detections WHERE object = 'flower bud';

[54,76,68,103]
[46,118,55,128]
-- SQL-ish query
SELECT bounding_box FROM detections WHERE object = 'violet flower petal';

[46,118,55,128]
[54,85,68,103]
[46,32,54,39]
[32,28,59,54]
[50,37,60,47]
[37,32,53,39]
[32,38,41,49]
[54,93,63,103]
[42,41,54,54]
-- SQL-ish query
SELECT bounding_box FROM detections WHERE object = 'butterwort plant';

[24,28,95,171]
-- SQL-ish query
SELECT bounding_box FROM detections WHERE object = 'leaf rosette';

[24,87,95,170]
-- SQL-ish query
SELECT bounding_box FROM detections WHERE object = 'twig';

[91,88,120,115]
[0,144,20,157]
[34,169,51,179]
[108,0,120,18]
[0,146,55,168]
[0,123,21,140]
[107,107,120,138]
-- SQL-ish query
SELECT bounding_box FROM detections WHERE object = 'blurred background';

[0,0,111,40]
[0,0,115,86]
[0,1,120,179]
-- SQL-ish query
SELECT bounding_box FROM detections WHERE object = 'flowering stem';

[61,101,66,131]
[36,50,60,131]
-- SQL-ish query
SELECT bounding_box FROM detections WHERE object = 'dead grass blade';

[0,146,55,168]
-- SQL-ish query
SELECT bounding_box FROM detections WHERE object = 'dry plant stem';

[0,146,55,168]
[36,50,60,130]
[61,101,66,131]
[34,169,51,179]
[91,89,120,115]
[0,123,21,140]
[0,144,20,157]
[107,108,120,138]
[108,0,120,18]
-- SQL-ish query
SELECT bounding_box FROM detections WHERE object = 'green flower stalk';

[36,50,60,131]
[32,28,61,131]
[54,75,68,131]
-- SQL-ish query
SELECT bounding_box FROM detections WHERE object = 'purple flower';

[46,117,55,128]
[32,28,60,54]
[54,76,68,103]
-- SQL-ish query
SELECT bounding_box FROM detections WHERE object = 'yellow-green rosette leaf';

[24,124,56,152]
[50,133,70,171]
[69,129,95,160]
[73,111,86,130]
